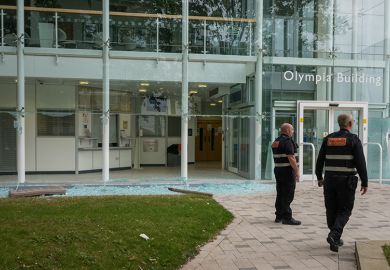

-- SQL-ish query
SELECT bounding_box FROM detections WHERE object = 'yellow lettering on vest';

[327,138,347,146]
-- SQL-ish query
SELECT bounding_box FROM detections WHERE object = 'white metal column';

[16,0,25,184]
[180,0,189,182]
[326,0,334,101]
[351,0,358,101]
[102,0,110,183]
[384,0,390,117]
[254,0,263,180]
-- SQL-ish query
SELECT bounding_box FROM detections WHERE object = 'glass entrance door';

[225,108,255,179]
[297,101,368,181]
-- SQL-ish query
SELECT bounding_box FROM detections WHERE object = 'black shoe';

[327,235,339,252]
[282,218,301,225]
[275,217,282,223]
[338,239,344,247]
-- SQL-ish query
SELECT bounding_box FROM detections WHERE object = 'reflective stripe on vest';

[274,163,291,167]
[325,166,357,173]
[273,153,298,158]
[325,155,354,160]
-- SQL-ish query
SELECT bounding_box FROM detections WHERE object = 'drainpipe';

[254,0,263,180]
[16,0,25,184]
[102,0,110,183]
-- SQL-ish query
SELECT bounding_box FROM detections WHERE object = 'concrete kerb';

[355,241,390,270]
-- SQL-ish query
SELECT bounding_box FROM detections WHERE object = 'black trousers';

[324,174,358,240]
[274,168,296,220]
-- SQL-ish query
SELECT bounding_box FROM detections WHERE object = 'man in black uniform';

[316,114,368,252]
[272,123,301,225]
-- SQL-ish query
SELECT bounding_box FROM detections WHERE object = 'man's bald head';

[280,123,294,137]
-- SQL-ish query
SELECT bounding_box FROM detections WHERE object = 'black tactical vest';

[324,131,357,174]
[272,134,299,168]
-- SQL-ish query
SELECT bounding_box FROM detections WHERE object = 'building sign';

[283,71,382,86]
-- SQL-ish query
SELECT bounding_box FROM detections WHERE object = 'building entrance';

[297,101,368,181]
[271,101,368,182]
[195,119,222,162]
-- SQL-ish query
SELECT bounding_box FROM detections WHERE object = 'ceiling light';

[210,103,216,106]
[198,84,207,88]
[139,89,147,93]
[79,81,89,85]
[218,100,223,103]
[190,90,198,94]
[140,83,150,86]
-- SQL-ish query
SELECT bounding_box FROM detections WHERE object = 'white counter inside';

[78,147,132,172]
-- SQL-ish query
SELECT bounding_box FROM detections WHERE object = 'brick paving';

[182,182,390,270]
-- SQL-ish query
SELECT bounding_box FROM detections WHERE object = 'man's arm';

[315,138,327,181]
[287,155,299,181]
[284,140,300,181]
[353,138,368,194]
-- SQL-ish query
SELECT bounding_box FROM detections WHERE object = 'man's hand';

[318,179,324,187]
[360,186,368,195]
[295,171,300,182]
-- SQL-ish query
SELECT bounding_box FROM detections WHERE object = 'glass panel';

[110,16,156,52]
[159,18,181,53]
[367,114,390,180]
[302,109,329,175]
[25,11,55,48]
[2,10,17,46]
[239,112,250,174]
[138,116,166,137]
[189,20,205,54]
[263,0,385,59]
[56,12,102,50]
[168,116,181,137]
[0,112,16,173]
[228,112,239,170]
[37,111,75,136]
[91,112,118,147]
[207,21,251,56]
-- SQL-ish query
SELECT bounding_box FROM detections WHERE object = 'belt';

[273,153,298,158]
[274,163,291,167]
[325,166,357,173]
[325,155,354,160]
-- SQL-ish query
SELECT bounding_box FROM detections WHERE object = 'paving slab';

[181,182,390,270]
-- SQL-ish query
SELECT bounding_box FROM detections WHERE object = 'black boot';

[282,218,301,225]
[327,235,339,252]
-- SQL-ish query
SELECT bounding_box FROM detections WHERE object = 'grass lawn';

[0,195,233,270]
[384,245,390,266]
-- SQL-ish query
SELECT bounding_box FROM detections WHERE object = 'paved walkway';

[182,182,390,270]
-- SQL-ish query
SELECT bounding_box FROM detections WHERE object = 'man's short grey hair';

[337,114,353,129]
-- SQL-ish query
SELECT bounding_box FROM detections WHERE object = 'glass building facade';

[0,0,389,182]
